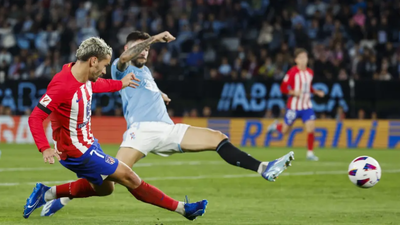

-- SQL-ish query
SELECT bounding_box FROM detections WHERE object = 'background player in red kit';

[23,36,207,220]
[268,48,325,161]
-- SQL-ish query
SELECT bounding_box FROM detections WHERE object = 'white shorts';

[120,122,190,157]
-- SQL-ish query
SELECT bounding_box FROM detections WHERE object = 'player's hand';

[162,92,171,105]
[153,31,176,43]
[315,90,325,98]
[121,72,140,89]
[290,90,302,97]
[42,148,61,164]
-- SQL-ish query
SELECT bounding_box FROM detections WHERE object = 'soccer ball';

[348,156,381,188]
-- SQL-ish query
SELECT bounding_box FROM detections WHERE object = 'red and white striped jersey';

[29,63,122,160]
[280,66,316,110]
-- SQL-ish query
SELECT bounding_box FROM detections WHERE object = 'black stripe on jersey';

[37,103,52,114]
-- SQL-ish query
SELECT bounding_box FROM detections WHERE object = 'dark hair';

[126,31,151,44]
[294,48,307,58]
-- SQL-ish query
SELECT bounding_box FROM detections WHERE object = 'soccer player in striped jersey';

[23,36,207,220]
[267,48,325,161]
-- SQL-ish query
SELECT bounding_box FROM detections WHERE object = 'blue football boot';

[41,198,65,216]
[262,151,295,181]
[184,196,208,221]
[23,183,50,218]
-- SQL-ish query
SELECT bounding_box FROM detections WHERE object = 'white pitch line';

[1,169,400,187]
[0,161,380,173]
[0,161,219,172]
[0,167,57,172]
[0,162,396,173]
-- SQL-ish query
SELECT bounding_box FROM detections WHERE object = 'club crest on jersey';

[39,94,52,107]
[130,132,136,139]
[105,156,115,165]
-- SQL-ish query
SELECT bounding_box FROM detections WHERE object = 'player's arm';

[117,31,176,71]
[311,87,324,97]
[91,73,140,93]
[308,70,325,98]
[148,65,171,104]
[281,73,301,97]
[28,83,63,164]
[160,90,171,105]
[309,85,324,97]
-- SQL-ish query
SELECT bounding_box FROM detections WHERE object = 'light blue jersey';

[111,58,173,127]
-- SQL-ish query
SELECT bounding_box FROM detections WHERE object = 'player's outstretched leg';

[104,160,208,220]
[35,160,207,220]
[180,127,295,182]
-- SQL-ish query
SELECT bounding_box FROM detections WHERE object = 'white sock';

[44,186,57,202]
[307,150,314,157]
[60,197,72,205]
[175,201,185,215]
[257,162,269,174]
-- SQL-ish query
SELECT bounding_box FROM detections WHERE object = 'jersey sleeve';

[111,58,130,80]
[37,81,65,114]
[91,78,123,93]
[29,81,65,152]
[280,70,295,94]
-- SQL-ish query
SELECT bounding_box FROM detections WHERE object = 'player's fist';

[314,90,325,98]
[42,148,61,164]
[153,31,176,43]
[121,72,140,89]
[162,92,171,105]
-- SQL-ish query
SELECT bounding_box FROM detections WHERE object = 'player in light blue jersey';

[111,50,173,127]
[42,31,294,217]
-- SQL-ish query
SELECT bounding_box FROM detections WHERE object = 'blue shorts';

[60,140,119,186]
[284,108,316,126]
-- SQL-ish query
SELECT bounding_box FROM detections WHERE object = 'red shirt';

[28,63,123,160]
[280,66,315,110]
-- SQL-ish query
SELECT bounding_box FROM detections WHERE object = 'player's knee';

[211,130,228,147]
[96,183,115,196]
[307,127,315,133]
[305,121,315,133]
[123,170,142,189]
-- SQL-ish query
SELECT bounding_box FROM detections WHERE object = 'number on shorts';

[90,150,104,158]
[286,110,296,121]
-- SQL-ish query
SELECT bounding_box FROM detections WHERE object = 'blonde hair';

[76,37,112,61]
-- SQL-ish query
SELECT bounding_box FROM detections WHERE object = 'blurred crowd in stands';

[0,0,399,118]
[0,0,399,82]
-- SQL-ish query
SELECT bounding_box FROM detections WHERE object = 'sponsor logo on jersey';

[39,94,52,107]
[77,121,88,129]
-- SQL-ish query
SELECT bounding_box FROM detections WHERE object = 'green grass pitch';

[0,144,400,225]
